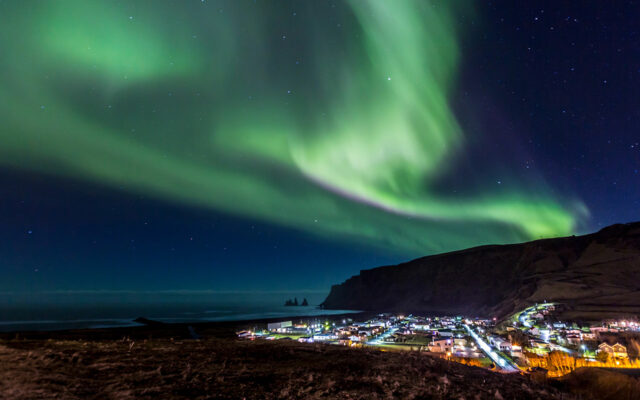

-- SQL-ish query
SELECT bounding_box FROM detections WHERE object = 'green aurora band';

[0,1,586,254]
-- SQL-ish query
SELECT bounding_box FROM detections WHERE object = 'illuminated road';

[367,327,398,345]
[550,343,575,354]
[464,324,519,373]
[519,313,532,328]
[517,303,576,355]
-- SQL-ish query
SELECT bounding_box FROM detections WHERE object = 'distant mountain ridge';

[322,222,640,320]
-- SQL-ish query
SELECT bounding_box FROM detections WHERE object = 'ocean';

[0,291,358,332]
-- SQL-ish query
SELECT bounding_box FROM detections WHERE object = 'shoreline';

[0,310,371,341]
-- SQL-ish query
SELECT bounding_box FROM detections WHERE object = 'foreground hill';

[322,222,640,320]
[0,337,573,399]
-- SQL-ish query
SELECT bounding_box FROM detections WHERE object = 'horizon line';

[0,289,330,296]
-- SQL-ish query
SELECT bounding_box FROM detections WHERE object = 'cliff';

[322,222,640,320]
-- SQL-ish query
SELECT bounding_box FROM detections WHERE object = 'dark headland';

[322,222,640,321]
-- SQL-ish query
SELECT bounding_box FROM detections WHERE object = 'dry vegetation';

[559,367,640,400]
[0,337,575,400]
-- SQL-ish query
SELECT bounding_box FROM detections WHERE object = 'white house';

[428,338,453,353]
[267,320,293,332]
[495,339,512,352]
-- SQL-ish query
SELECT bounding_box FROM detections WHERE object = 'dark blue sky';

[1,1,638,294]
[1,170,398,292]
[465,1,639,230]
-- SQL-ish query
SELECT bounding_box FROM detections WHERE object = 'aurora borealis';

[0,0,582,252]
[1,0,638,293]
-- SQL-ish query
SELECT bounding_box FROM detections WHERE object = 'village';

[238,303,640,377]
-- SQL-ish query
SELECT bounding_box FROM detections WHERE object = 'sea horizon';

[0,290,359,332]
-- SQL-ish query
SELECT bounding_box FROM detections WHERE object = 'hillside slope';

[322,222,640,320]
[0,338,574,399]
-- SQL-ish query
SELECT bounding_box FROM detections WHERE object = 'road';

[464,324,520,373]
[366,327,398,345]
[517,303,576,355]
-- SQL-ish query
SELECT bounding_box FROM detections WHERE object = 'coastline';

[0,310,369,341]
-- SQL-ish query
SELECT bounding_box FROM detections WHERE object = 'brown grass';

[0,338,575,399]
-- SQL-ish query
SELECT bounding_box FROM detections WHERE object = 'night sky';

[1,1,638,294]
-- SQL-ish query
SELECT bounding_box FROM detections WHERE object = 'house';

[428,338,453,353]
[487,335,510,351]
[590,326,610,334]
[496,339,512,352]
[452,346,483,358]
[531,339,550,350]
[566,334,581,345]
[267,320,293,332]
[357,327,376,337]
[383,334,398,343]
[438,329,454,337]
[453,337,467,347]
[612,343,627,359]
[313,333,337,341]
[392,334,408,343]
[510,344,523,356]
[597,342,628,359]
